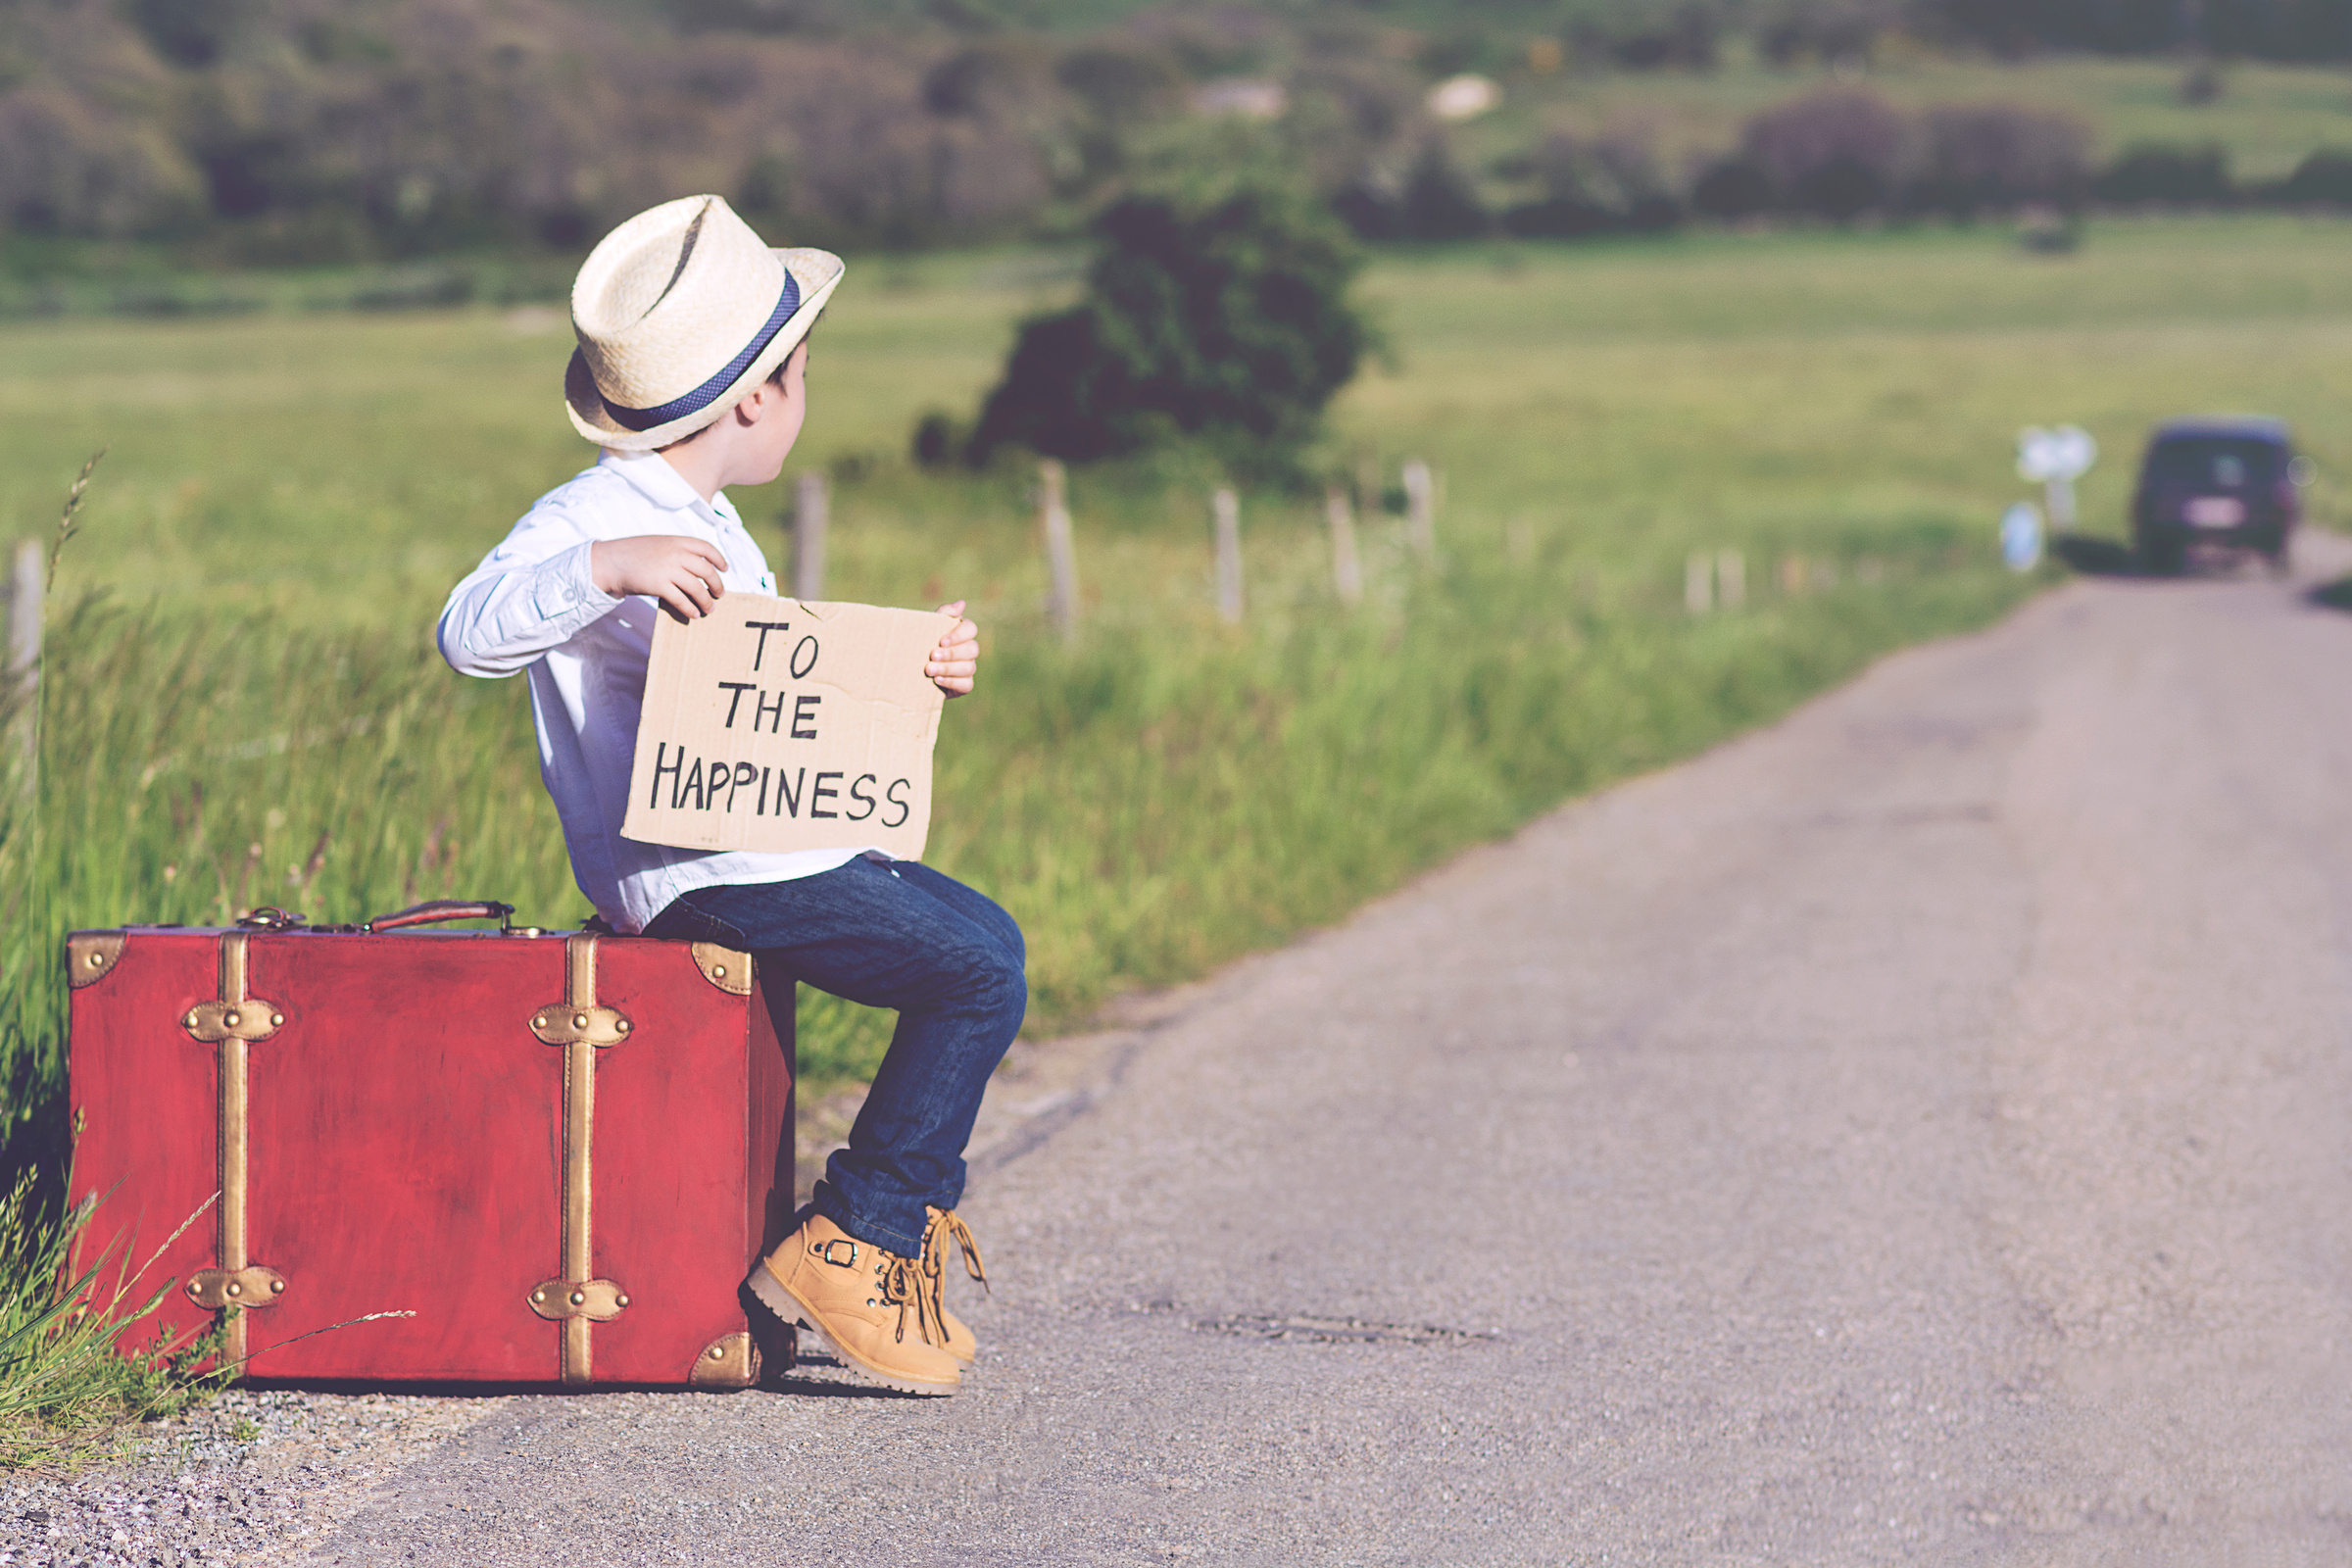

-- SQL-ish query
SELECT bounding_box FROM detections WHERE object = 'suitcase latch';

[526,1277,629,1322]
[186,1265,286,1310]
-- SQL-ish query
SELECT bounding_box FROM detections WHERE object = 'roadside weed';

[0,1174,226,1468]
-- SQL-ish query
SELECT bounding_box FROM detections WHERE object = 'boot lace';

[874,1252,940,1348]
[914,1208,988,1346]
[921,1208,989,1294]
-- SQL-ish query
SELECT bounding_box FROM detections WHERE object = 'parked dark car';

[2132,416,2306,575]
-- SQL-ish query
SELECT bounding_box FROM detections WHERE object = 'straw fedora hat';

[564,194,844,451]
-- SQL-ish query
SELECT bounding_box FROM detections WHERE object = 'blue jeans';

[643,858,1027,1256]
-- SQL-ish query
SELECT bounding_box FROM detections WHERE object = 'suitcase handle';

[364,900,516,934]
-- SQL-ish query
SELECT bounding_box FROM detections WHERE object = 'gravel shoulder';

[2,1389,497,1565]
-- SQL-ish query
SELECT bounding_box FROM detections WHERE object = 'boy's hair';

[659,313,820,452]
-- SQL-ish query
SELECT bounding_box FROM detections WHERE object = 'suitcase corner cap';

[689,1331,760,1389]
[690,943,754,996]
[65,931,125,989]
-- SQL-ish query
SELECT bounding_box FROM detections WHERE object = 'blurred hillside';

[8,0,2352,277]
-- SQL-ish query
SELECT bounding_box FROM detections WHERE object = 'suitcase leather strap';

[525,933,635,1386]
[179,932,290,1368]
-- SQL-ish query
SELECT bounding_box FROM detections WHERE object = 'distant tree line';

[1339,90,2352,243]
[8,0,2352,267]
[1936,0,2352,59]
[4,0,1133,259]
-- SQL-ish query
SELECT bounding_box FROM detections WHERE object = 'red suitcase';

[66,901,796,1389]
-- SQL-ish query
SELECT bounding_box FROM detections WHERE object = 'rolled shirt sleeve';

[438,529,621,678]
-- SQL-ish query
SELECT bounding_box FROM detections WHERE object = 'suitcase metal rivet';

[707,1345,724,1359]
[223,1011,241,1028]
[270,1013,284,1027]
[526,1276,629,1324]
[183,1011,199,1028]
[617,1019,631,1033]
[572,1013,589,1029]
[187,1265,288,1310]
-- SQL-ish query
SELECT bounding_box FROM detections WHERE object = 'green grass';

[0,1170,228,1466]
[5,213,2352,1448]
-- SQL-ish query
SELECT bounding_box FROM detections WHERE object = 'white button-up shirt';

[438,449,873,932]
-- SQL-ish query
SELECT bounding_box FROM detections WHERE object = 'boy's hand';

[591,536,729,622]
[926,601,980,698]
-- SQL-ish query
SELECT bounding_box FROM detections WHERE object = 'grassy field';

[5,213,2352,1152]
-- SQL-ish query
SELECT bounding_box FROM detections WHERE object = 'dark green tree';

[965,178,1373,477]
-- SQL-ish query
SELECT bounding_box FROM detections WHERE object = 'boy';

[439,195,1021,1396]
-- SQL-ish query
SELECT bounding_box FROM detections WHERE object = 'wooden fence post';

[1212,487,1244,624]
[1040,458,1080,643]
[1324,486,1363,606]
[1716,548,1745,610]
[1685,552,1713,614]
[1402,458,1436,564]
[792,469,827,602]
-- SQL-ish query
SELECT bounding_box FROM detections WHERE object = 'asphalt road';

[176,553,2352,1564]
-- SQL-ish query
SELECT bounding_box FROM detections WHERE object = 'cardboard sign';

[620,596,956,858]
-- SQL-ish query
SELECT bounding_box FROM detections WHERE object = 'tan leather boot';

[917,1206,989,1363]
[747,1214,961,1396]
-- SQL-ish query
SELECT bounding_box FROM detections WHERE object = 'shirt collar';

[599,448,739,523]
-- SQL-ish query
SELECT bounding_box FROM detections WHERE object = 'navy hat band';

[604,270,803,433]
